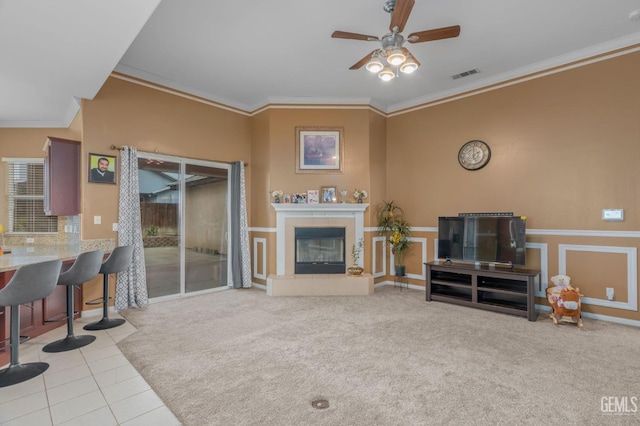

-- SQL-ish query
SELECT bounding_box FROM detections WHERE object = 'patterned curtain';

[230,162,252,288]
[115,146,149,309]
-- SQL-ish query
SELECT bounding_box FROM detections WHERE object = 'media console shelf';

[425,261,540,321]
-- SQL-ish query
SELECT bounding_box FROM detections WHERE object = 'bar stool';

[0,259,62,387]
[84,245,134,330]
[42,249,104,353]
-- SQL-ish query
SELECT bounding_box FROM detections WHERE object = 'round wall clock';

[458,140,491,170]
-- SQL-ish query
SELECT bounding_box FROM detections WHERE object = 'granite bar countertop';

[0,239,115,273]
[0,245,82,272]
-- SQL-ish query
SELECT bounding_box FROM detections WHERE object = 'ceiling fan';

[331,0,460,81]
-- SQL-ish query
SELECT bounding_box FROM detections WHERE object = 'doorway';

[138,154,230,300]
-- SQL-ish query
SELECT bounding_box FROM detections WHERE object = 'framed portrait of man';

[88,153,117,184]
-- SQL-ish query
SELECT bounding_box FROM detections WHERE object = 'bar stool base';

[0,362,49,388]
[83,317,125,331]
[42,335,96,353]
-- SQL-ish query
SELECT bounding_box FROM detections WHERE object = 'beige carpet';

[118,286,640,426]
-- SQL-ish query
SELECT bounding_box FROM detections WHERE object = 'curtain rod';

[109,145,248,167]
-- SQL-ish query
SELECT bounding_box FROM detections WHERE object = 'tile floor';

[0,315,181,425]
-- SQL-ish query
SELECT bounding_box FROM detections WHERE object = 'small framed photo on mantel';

[295,126,344,174]
[88,153,117,184]
[307,190,320,204]
[321,186,337,203]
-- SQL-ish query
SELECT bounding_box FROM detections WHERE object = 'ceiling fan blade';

[331,31,379,41]
[349,51,377,70]
[389,0,415,33]
[407,25,460,43]
[401,47,420,66]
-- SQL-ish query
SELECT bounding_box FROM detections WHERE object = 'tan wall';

[80,77,252,240]
[384,51,640,321]
[2,51,640,323]
[261,108,377,226]
[386,52,640,230]
[0,113,83,229]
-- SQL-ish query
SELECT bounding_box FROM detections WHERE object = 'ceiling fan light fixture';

[365,53,384,73]
[386,48,406,66]
[378,66,395,81]
[400,56,418,74]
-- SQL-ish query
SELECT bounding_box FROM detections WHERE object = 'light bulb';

[378,67,395,81]
[400,57,418,74]
[366,52,384,73]
[386,48,406,66]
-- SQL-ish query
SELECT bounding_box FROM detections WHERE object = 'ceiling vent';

[452,68,480,80]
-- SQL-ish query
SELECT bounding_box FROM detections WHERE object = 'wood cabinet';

[43,136,80,216]
[425,261,540,321]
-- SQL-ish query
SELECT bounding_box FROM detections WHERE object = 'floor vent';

[311,399,330,410]
[452,68,480,80]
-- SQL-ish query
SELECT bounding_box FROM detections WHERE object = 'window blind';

[4,158,58,233]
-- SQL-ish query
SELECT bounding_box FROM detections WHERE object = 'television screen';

[438,215,526,266]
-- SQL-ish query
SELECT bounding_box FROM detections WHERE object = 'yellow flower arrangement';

[376,200,412,266]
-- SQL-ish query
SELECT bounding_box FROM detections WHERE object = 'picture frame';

[307,189,320,204]
[321,186,337,203]
[88,153,117,184]
[295,126,344,174]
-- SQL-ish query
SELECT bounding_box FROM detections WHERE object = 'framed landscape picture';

[295,126,344,174]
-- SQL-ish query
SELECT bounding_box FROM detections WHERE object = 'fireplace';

[268,203,373,297]
[295,227,346,274]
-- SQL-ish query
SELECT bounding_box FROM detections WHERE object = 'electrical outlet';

[94,215,101,225]
[26,237,35,244]
[112,223,118,232]
[606,287,614,301]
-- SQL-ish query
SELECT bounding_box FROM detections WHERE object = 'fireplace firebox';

[295,227,346,274]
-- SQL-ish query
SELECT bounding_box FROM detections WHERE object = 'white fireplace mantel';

[271,203,369,275]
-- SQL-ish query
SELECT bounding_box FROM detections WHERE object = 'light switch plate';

[602,209,624,221]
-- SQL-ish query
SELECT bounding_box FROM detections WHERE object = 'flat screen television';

[437,214,527,266]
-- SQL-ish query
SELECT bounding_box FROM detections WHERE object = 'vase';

[274,197,280,203]
[347,265,364,276]
[357,198,363,204]
[395,265,406,277]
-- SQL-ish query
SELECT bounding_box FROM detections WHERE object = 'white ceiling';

[2,0,640,127]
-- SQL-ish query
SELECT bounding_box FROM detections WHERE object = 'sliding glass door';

[184,163,228,293]
[138,154,230,300]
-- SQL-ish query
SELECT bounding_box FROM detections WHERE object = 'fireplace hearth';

[295,227,346,274]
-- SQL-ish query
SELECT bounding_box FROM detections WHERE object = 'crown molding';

[111,37,640,120]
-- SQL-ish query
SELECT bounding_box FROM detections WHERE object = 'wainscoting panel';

[391,237,427,280]
[253,237,267,280]
[372,236,386,278]
[559,244,638,311]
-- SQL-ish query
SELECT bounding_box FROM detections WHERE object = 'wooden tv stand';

[425,261,540,321]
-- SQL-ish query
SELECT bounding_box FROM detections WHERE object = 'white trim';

[113,42,640,117]
[559,244,637,311]
[536,304,640,328]
[372,236,386,278]
[271,203,368,275]
[390,237,427,280]
[252,282,267,291]
[529,229,640,238]
[249,227,276,233]
[253,237,267,280]
[526,242,549,298]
